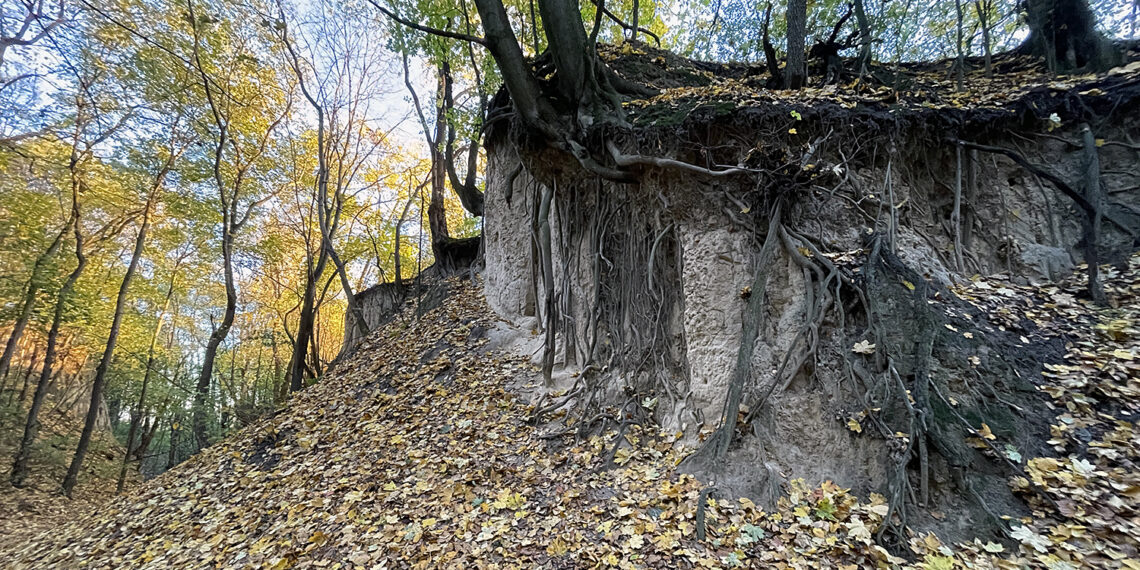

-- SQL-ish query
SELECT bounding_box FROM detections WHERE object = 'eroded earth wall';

[481,120,1139,533]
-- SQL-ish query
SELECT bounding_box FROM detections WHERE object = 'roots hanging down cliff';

[481,47,1140,547]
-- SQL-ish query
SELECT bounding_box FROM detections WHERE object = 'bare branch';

[0,0,65,66]
[368,0,486,45]
[582,0,661,48]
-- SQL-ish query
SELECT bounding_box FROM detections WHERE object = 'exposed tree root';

[497,107,1119,549]
[709,206,783,461]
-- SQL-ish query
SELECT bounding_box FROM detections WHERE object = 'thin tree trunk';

[137,412,160,462]
[193,228,235,450]
[271,332,284,402]
[630,0,638,41]
[310,306,323,374]
[953,144,966,272]
[1080,123,1106,305]
[166,413,180,470]
[116,259,176,494]
[0,221,70,379]
[964,149,977,250]
[328,245,368,340]
[11,208,85,487]
[187,0,254,452]
[853,0,873,73]
[394,187,417,285]
[974,0,993,77]
[63,185,161,496]
[428,67,452,264]
[954,0,965,91]
[7,344,38,407]
[289,249,326,392]
[528,0,540,53]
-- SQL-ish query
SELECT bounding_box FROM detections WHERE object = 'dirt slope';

[3,266,1138,569]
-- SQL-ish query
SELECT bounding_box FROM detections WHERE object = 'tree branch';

[368,0,486,45]
[584,0,661,46]
[954,139,1095,212]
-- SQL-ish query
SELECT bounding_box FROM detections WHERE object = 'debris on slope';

[941,256,1140,569]
[0,399,135,553]
[4,261,1139,569]
[598,42,1140,131]
[0,278,899,569]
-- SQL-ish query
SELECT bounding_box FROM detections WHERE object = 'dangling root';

[709,205,783,461]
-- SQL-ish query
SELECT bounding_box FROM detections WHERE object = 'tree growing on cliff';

[376,0,1125,183]
[1020,0,1122,72]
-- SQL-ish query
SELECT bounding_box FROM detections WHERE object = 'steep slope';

[3,264,1139,568]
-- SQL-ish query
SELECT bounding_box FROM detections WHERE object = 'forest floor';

[0,257,1137,569]
[0,395,135,556]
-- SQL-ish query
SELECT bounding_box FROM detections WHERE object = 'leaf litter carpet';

[3,262,1139,569]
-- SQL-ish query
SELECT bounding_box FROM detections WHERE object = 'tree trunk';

[441,62,485,217]
[272,333,284,402]
[11,215,85,488]
[137,413,160,462]
[472,0,560,132]
[289,248,326,392]
[280,22,370,350]
[193,227,235,451]
[166,414,180,470]
[428,68,452,264]
[785,0,807,89]
[63,187,159,496]
[327,245,368,342]
[954,0,965,92]
[538,0,595,109]
[761,4,783,86]
[188,0,246,453]
[7,344,37,406]
[394,186,417,285]
[116,256,175,494]
[0,221,69,379]
[1080,123,1107,305]
[975,0,993,77]
[1019,0,1121,72]
[540,0,624,124]
[630,0,639,41]
[853,0,872,72]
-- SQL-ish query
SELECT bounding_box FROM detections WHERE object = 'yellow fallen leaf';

[1031,457,1060,472]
